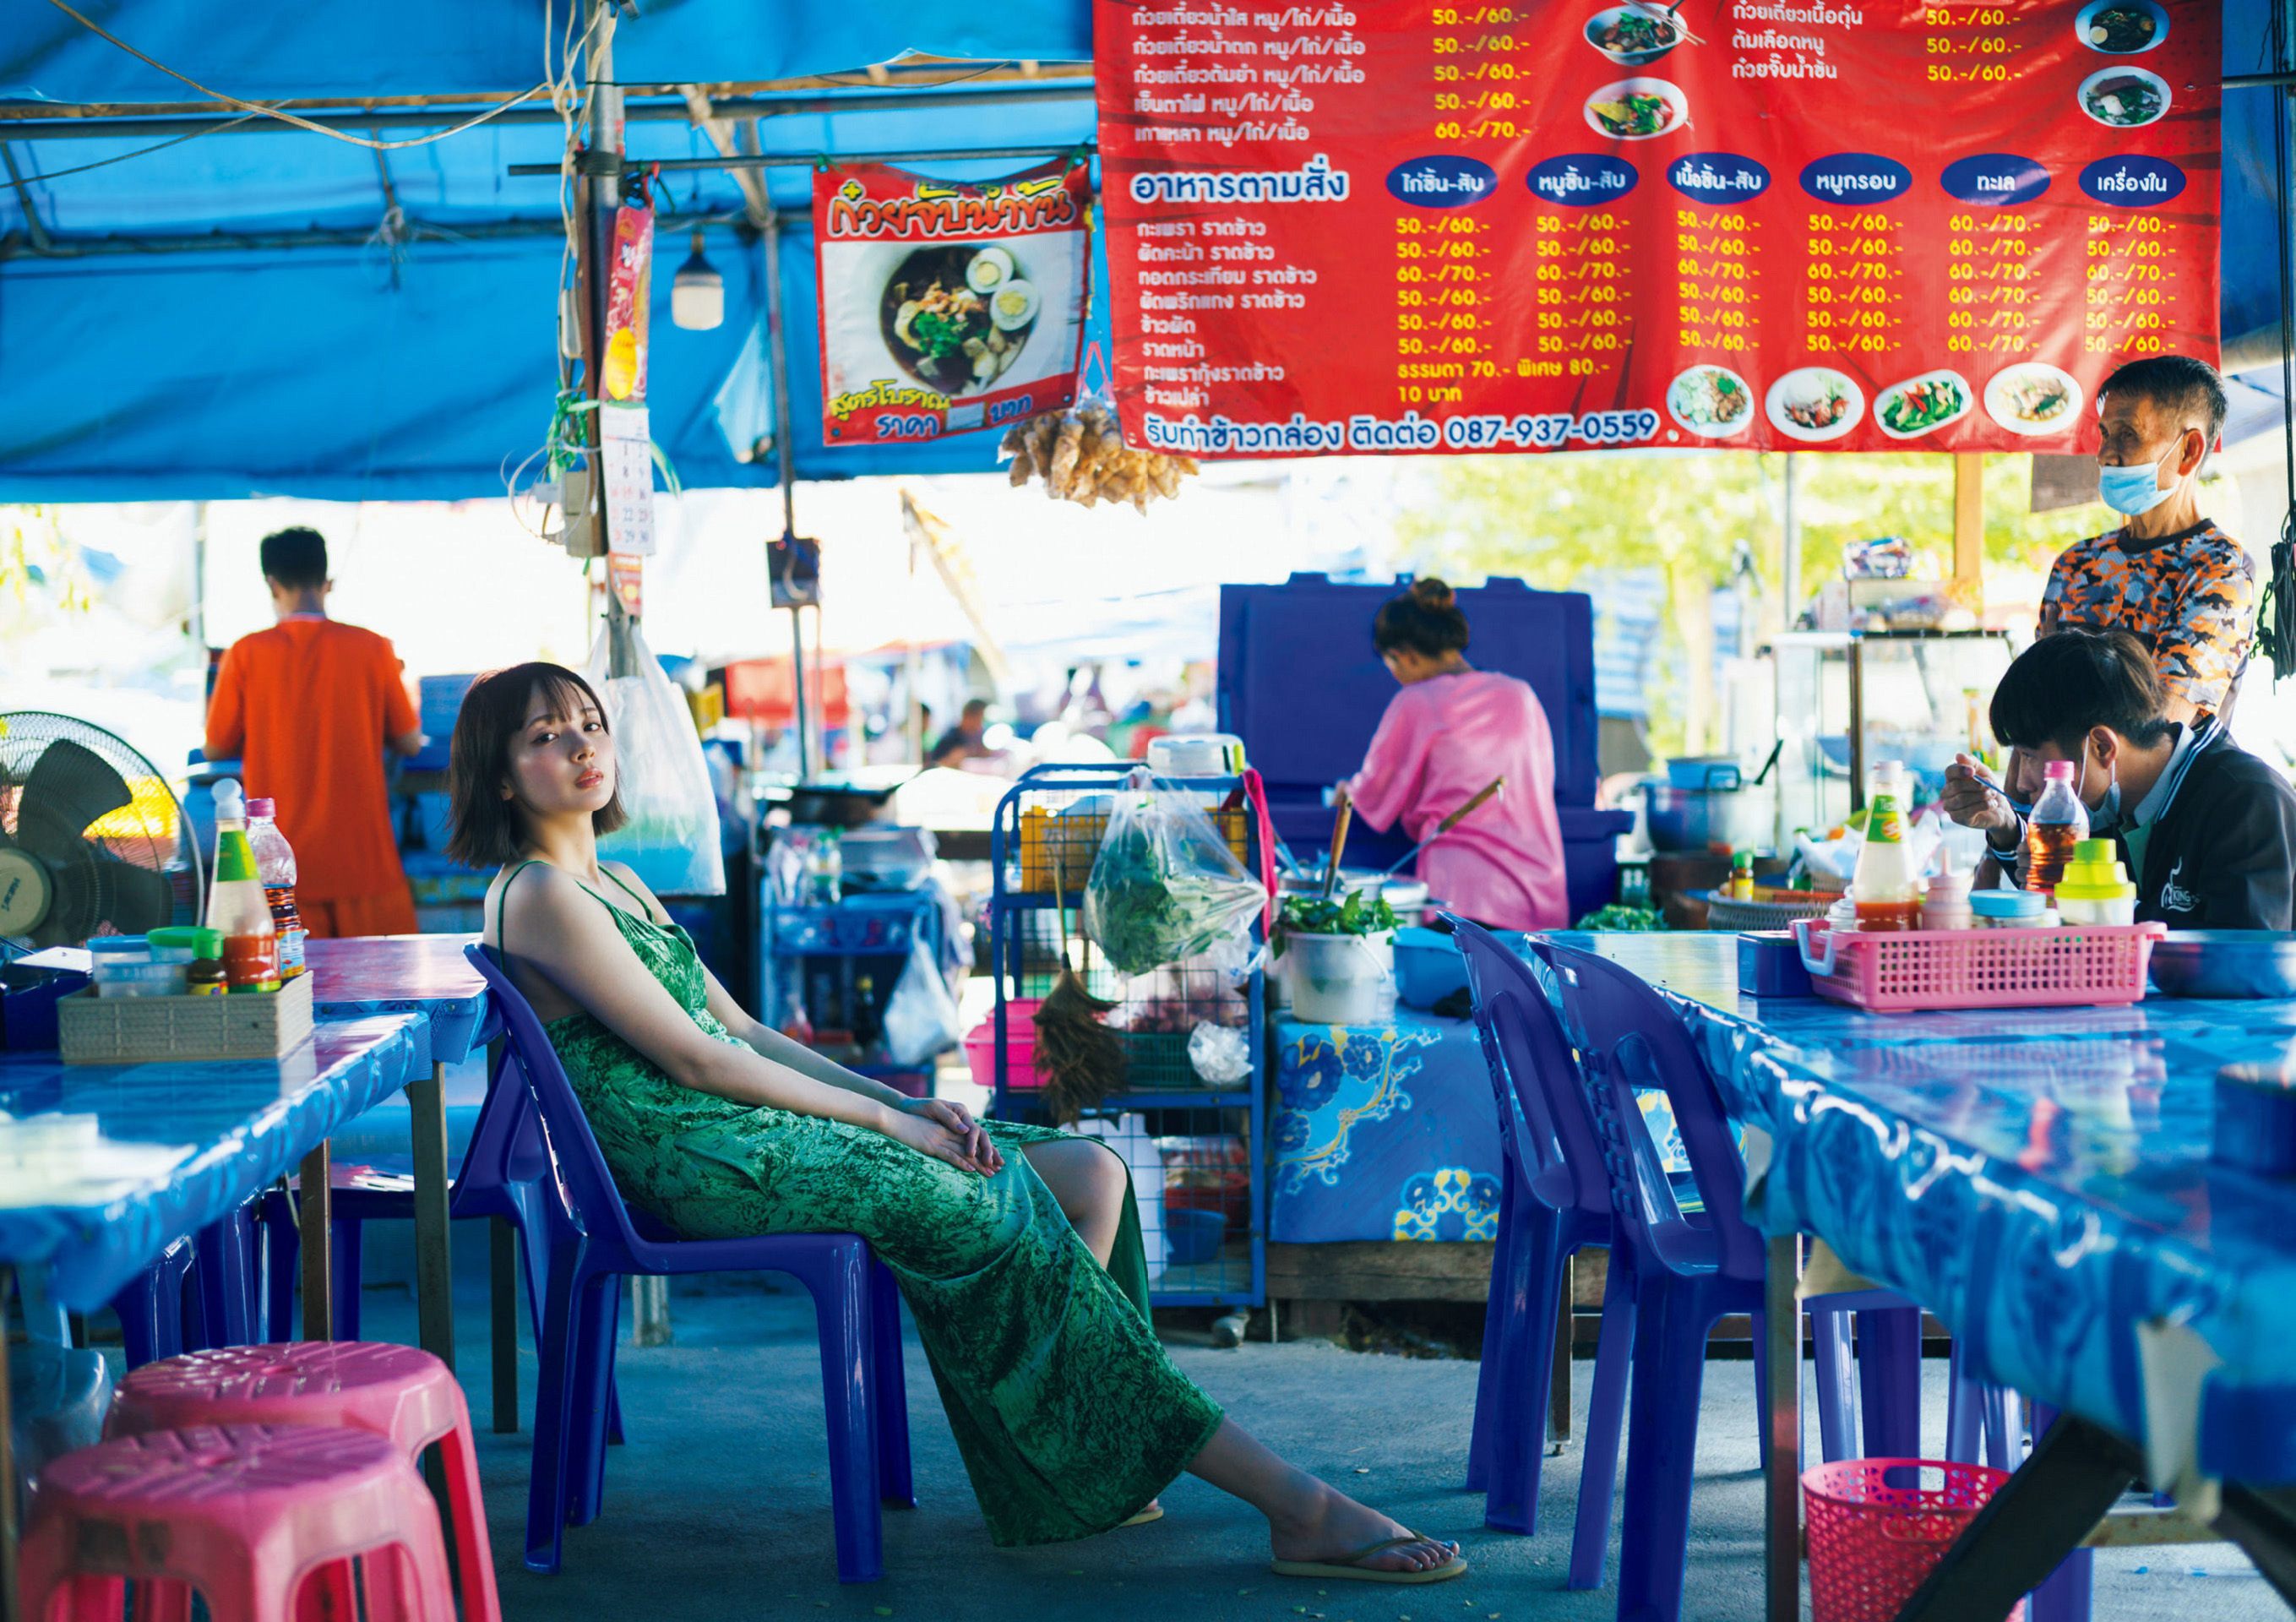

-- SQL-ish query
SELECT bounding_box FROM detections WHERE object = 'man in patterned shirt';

[2040,353,2252,723]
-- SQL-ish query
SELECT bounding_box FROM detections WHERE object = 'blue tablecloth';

[1270,1010,1505,1244]
[1549,929,2296,1483]
[0,1015,425,1310]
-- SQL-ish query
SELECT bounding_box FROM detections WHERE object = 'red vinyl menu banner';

[1096,0,2219,456]
[815,161,1093,444]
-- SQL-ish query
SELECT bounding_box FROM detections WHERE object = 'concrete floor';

[340,1277,2283,1622]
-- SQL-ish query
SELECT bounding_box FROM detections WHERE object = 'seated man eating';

[1942,629,2296,929]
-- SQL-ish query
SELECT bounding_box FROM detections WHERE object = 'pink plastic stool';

[106,1342,500,1622]
[20,1423,454,1621]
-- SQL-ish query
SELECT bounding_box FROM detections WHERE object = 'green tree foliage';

[1395,451,2108,752]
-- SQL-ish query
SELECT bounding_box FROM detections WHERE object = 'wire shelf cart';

[987,764,1269,1309]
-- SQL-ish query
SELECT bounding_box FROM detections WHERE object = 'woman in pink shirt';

[1341,580,1570,931]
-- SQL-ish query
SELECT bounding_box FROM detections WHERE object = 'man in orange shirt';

[204,526,426,938]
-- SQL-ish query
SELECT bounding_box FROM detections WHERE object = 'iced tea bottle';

[2022,759,2090,899]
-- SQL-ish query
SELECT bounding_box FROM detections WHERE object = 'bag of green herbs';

[1083,776,1267,976]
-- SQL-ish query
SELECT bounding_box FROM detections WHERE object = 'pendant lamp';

[671,228,724,330]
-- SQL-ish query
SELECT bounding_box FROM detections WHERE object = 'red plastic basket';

[1804,1458,2025,1622]
[1790,917,2165,1012]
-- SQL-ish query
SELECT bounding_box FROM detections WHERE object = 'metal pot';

[1643,782,1774,854]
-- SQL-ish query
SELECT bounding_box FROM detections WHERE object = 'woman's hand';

[883,1097,1002,1176]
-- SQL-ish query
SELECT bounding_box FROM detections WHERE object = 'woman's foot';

[1267,1483,1458,1573]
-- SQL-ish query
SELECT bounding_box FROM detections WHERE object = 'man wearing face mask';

[2038,354,2253,723]
[1940,629,2296,929]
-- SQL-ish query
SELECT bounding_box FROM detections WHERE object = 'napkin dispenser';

[2,962,92,1052]
[2214,1061,2296,1178]
[1738,930,1814,999]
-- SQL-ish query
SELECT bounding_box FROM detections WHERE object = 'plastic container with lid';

[2054,838,2138,926]
[1969,889,2048,928]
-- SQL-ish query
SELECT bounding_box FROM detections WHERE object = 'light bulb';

[671,228,724,330]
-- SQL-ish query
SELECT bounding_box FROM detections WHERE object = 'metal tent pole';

[762,199,811,778]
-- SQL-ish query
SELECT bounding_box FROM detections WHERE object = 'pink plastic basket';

[963,999,1043,1091]
[1790,917,2164,1012]
[1804,1458,2024,1622]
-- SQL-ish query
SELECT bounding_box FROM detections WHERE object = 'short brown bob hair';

[445,661,627,868]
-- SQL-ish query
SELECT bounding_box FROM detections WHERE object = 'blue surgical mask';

[2080,749,2124,834]
[2098,443,2178,517]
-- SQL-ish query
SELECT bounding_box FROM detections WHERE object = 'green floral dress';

[502,864,1226,1546]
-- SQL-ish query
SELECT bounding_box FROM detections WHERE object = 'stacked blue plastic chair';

[1453,917,1623,1547]
[464,943,915,1583]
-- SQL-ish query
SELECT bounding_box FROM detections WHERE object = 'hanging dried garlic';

[998,405,1199,514]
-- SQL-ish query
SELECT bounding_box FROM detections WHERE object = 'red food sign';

[814,161,1094,444]
[1095,0,2219,456]
[601,201,652,403]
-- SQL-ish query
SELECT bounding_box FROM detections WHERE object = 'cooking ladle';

[1379,776,1505,876]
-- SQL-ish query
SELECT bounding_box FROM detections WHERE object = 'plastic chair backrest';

[449,1026,547,1207]
[1533,939,1764,1282]
[464,944,645,1262]
[1447,917,1609,1217]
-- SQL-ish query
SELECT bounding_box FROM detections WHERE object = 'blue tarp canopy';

[0,0,2284,501]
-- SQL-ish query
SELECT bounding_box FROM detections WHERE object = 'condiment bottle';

[2023,759,2090,899]
[1851,761,1923,932]
[207,779,281,993]
[1728,851,1756,901]
[1921,868,1973,931]
[2054,837,2138,926]
[245,797,307,979]
[185,928,229,995]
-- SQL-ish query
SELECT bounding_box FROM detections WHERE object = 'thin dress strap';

[490,858,552,960]
[597,863,661,923]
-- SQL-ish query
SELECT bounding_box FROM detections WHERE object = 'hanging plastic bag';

[1187,1021,1251,1086]
[1085,770,1266,976]
[585,621,726,896]
[882,933,962,1068]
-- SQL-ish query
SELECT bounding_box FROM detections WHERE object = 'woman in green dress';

[446,663,1466,1586]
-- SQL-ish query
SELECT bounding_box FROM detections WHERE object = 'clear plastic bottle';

[1851,760,1923,932]
[245,797,306,979]
[2023,759,2091,899]
[207,779,280,993]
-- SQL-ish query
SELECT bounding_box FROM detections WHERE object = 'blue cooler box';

[1217,574,1631,922]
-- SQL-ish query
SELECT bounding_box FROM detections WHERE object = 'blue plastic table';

[306,934,492,1373]
[0,1015,423,1310]
[1548,930,2296,1619]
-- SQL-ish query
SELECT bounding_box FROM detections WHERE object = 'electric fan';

[0,713,203,956]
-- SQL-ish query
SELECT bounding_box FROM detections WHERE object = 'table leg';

[1764,1233,1802,1622]
[2,1266,21,1622]
[491,1216,520,1433]
[410,1060,455,1373]
[299,1143,333,1341]
[1892,1413,2141,1622]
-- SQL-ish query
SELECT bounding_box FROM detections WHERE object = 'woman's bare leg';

[1187,1418,1458,1571]
[1019,1137,1129,1267]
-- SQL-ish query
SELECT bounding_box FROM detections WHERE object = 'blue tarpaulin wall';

[0,0,2284,501]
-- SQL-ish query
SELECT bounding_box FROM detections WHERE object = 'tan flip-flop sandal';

[1119,1505,1164,1528]
[1272,1531,1468,1585]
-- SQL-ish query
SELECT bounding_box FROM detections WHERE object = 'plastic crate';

[1015,803,1250,894]
[1120,1030,1200,1090]
[1804,1459,2023,1622]
[1791,917,2164,1011]
[58,972,313,1064]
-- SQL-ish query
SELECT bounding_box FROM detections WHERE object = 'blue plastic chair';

[1454,918,1622,1544]
[464,943,914,1583]
[106,1236,197,1367]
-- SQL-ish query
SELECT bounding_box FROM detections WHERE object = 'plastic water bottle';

[245,797,306,978]
[207,779,280,993]
[1851,760,1922,931]
[2023,759,2090,899]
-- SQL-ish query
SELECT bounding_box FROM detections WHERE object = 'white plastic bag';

[585,622,726,896]
[1187,1021,1251,1086]
[882,933,962,1067]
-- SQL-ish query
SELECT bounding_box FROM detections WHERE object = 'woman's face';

[503,683,616,821]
